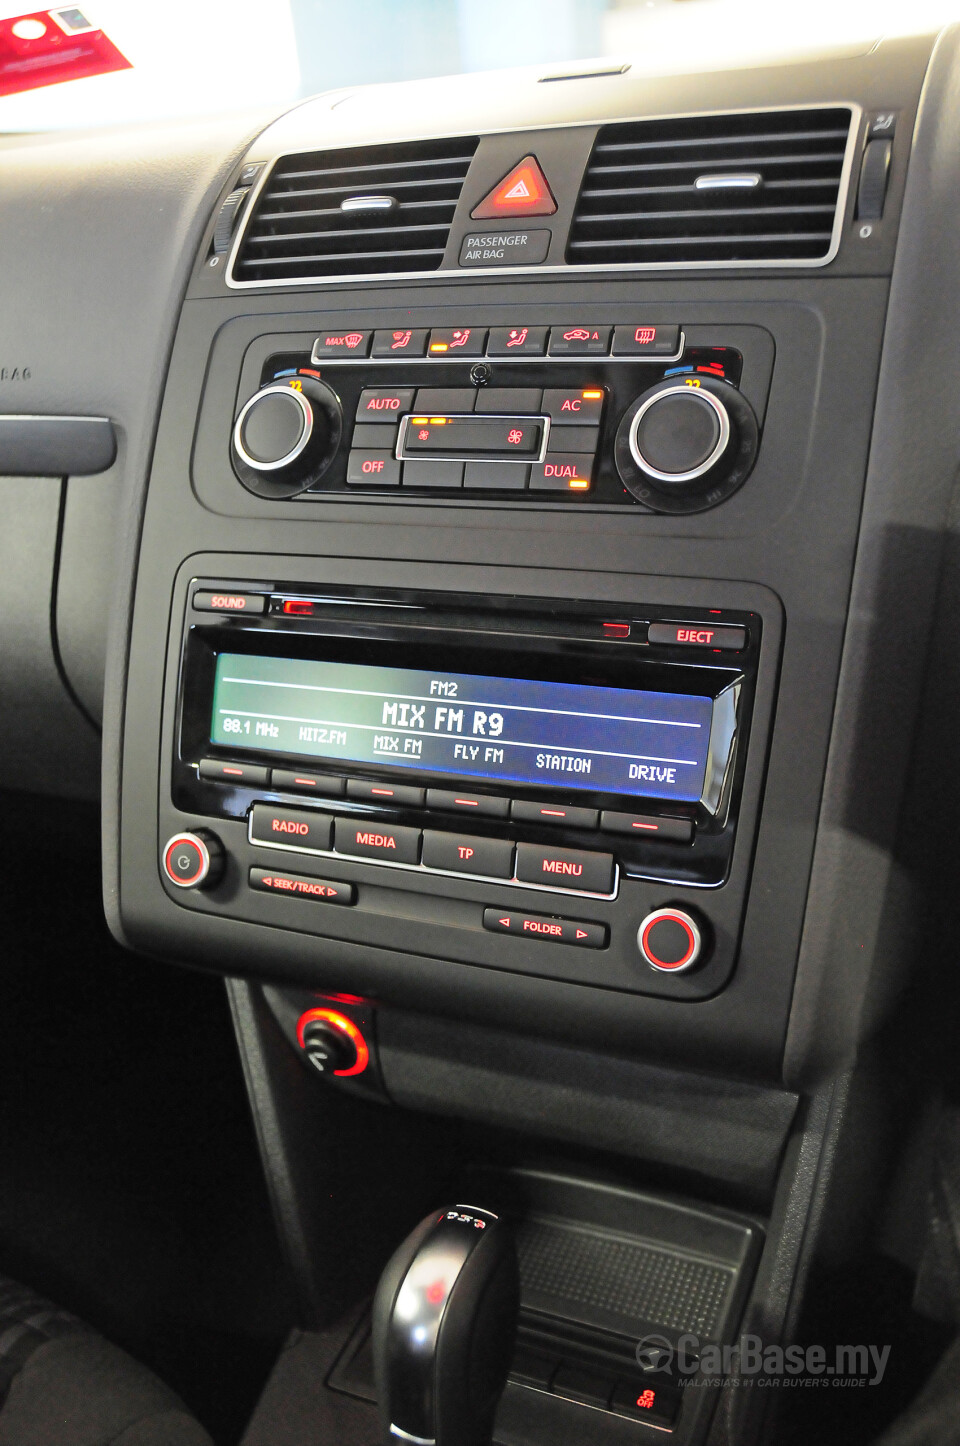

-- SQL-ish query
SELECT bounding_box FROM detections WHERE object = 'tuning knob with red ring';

[161,830,224,891]
[638,907,705,973]
[296,1007,370,1077]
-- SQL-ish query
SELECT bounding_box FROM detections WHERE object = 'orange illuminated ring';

[296,1008,370,1077]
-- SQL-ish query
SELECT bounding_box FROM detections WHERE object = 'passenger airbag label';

[459,229,551,267]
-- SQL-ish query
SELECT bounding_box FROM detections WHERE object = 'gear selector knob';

[372,1205,519,1446]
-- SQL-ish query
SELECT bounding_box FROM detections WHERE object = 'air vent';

[232,136,479,284]
[567,107,852,267]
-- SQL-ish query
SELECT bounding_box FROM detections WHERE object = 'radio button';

[422,831,514,879]
[463,462,529,490]
[529,454,594,491]
[425,789,510,818]
[600,811,694,843]
[250,805,333,852]
[335,818,420,865]
[541,388,605,425]
[346,779,425,807]
[192,591,267,615]
[516,843,614,894]
[250,868,355,905]
[346,451,401,486]
[546,425,598,454]
[402,460,464,488]
[475,387,542,414]
[414,387,476,413]
[199,758,270,787]
[486,326,548,357]
[647,622,746,650]
[356,387,416,422]
[271,770,345,798]
[548,326,611,357]
[511,800,598,829]
[483,908,607,949]
[372,328,429,357]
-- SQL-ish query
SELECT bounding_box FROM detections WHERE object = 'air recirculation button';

[614,375,759,514]
[231,376,343,498]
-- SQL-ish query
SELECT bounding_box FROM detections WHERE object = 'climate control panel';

[223,321,770,513]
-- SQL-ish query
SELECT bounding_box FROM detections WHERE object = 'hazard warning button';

[471,156,557,219]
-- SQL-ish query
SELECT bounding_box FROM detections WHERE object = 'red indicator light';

[323,992,368,1005]
[471,155,557,219]
[295,1008,370,1077]
[298,368,322,379]
[283,599,314,616]
[507,428,524,445]
[425,1280,447,1305]
[637,1389,657,1410]
[635,326,657,344]
[602,622,631,638]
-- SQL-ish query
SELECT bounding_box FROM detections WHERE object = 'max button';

[250,804,333,852]
[483,908,607,949]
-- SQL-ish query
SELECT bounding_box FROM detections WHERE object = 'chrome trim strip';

[701,681,740,815]
[246,817,620,901]
[389,1429,435,1445]
[396,413,551,465]
[225,101,860,289]
[694,172,762,190]
[233,385,313,472]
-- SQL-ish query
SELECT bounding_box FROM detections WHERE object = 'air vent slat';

[568,107,852,267]
[233,135,478,283]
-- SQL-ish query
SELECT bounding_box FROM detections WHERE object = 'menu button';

[515,843,614,894]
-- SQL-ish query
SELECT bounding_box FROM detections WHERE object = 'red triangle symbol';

[471,156,557,219]
[576,929,588,939]
[499,917,511,928]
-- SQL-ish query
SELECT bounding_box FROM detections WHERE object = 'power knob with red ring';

[161,830,225,891]
[638,907,705,974]
[296,1007,370,1078]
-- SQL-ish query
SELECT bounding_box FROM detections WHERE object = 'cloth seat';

[0,1277,213,1445]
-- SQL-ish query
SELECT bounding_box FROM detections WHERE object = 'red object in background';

[0,8,131,98]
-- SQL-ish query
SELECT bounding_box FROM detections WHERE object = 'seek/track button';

[515,843,614,894]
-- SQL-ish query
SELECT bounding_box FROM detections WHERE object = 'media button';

[346,779,425,807]
[311,330,372,359]
[515,842,614,893]
[486,326,549,357]
[647,622,746,650]
[548,326,611,356]
[541,388,605,425]
[428,328,487,357]
[335,818,420,865]
[511,800,599,829]
[463,461,529,489]
[422,831,514,879]
[612,324,681,358]
[271,770,345,798]
[355,387,416,422]
[474,387,542,414]
[346,451,401,486]
[482,908,607,949]
[371,328,429,357]
[529,454,594,491]
[250,868,355,905]
[199,758,270,787]
[425,789,510,819]
[600,811,694,843]
[250,804,333,852]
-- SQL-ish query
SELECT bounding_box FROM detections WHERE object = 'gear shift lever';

[372,1204,519,1446]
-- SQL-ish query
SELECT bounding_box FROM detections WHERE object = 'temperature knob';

[615,375,758,514]
[231,375,342,498]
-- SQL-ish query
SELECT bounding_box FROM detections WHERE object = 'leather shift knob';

[372,1204,519,1446]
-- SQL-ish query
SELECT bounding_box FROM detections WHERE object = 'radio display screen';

[210,653,715,803]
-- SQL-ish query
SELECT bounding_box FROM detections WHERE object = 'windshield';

[1,0,958,133]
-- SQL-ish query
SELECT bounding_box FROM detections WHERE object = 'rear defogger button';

[515,842,614,894]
